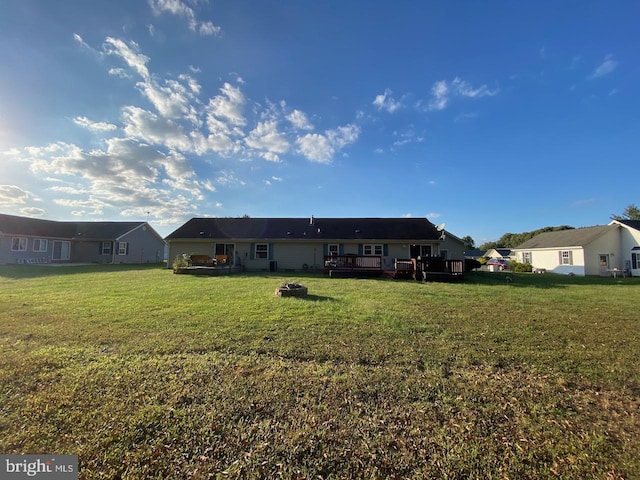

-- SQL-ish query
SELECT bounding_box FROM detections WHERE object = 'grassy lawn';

[0,265,638,479]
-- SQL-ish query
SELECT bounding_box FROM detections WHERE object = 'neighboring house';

[0,213,165,265]
[511,225,625,276]
[483,248,512,260]
[165,217,466,271]
[609,219,640,277]
[463,249,486,260]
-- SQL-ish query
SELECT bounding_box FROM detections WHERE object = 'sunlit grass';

[1,265,638,478]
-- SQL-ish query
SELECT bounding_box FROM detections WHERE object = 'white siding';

[518,247,586,276]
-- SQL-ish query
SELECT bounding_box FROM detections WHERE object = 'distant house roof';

[165,217,445,242]
[613,219,640,231]
[514,225,619,250]
[0,213,152,241]
[464,249,486,258]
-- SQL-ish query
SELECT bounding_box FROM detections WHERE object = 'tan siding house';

[165,217,466,272]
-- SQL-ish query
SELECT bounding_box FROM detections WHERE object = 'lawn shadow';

[296,294,334,302]
[0,263,166,279]
[465,271,640,288]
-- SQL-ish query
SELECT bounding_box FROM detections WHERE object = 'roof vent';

[310,215,314,225]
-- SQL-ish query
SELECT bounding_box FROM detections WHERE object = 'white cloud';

[122,106,192,151]
[73,33,91,49]
[452,77,498,98]
[428,81,449,111]
[148,0,222,36]
[206,82,247,132]
[73,116,118,132]
[589,54,618,79]
[426,78,498,111]
[103,37,150,81]
[108,68,132,79]
[295,134,335,163]
[286,109,314,130]
[245,120,289,162]
[199,21,221,36]
[216,170,246,187]
[20,207,45,217]
[0,185,31,205]
[296,124,359,164]
[426,212,440,219]
[372,89,402,113]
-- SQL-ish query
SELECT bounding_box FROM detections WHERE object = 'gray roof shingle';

[514,225,619,249]
[165,217,443,241]
[0,213,145,240]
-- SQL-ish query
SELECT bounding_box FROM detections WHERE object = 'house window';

[419,245,432,257]
[11,237,27,251]
[328,244,339,256]
[523,252,532,264]
[599,255,609,267]
[560,251,573,265]
[255,243,269,259]
[632,252,640,269]
[101,242,112,255]
[33,239,48,252]
[117,242,128,255]
[363,244,383,256]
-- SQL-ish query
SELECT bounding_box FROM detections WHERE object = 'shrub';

[172,254,190,271]
[509,260,533,273]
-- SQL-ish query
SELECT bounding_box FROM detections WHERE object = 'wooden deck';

[414,257,464,282]
[324,255,464,282]
[323,254,384,278]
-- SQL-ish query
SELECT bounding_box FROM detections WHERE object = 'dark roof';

[616,219,640,231]
[0,213,146,240]
[165,217,444,241]
[514,225,618,249]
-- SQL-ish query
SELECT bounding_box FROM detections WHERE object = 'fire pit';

[275,282,308,297]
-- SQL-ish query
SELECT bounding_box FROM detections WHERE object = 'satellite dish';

[436,223,446,231]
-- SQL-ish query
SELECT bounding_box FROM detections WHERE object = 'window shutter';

[126,243,129,255]
[558,251,562,265]
[569,251,573,265]
[268,243,274,260]
[339,244,344,255]
[358,244,363,255]
[383,244,389,256]
[323,244,328,256]
[250,243,255,260]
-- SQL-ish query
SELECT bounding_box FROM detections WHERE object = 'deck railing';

[323,254,382,271]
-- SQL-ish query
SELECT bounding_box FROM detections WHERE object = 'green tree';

[461,235,475,250]
[611,204,640,221]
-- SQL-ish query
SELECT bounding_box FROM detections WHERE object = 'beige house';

[165,217,465,272]
[512,222,640,276]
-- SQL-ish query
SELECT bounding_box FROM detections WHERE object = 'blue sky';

[1,1,638,244]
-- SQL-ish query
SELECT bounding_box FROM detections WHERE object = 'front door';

[598,254,610,276]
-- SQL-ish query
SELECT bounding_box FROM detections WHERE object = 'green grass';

[0,265,638,479]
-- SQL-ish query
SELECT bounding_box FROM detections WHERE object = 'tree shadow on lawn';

[0,263,166,279]
[466,271,640,288]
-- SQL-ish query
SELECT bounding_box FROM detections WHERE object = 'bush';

[509,260,533,273]
[172,254,189,271]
